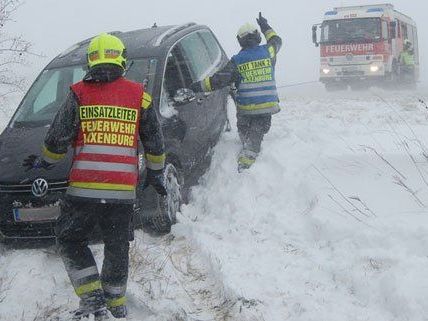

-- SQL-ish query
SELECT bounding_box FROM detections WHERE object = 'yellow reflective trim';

[238,59,271,72]
[238,156,256,166]
[141,92,152,109]
[42,145,65,161]
[145,153,166,164]
[265,30,277,41]
[79,105,138,123]
[238,101,278,111]
[75,280,102,297]
[107,296,127,308]
[268,46,275,59]
[203,77,212,92]
[69,182,135,191]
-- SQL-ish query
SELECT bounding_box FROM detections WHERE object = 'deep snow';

[1,87,428,320]
[180,88,428,321]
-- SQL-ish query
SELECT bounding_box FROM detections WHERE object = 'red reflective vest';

[68,77,143,202]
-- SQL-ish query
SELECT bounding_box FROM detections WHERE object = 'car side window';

[179,32,212,82]
[199,30,222,66]
[163,46,192,97]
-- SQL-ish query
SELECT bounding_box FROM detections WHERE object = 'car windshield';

[321,18,381,44]
[10,58,158,128]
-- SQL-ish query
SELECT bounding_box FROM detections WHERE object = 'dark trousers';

[237,113,272,164]
[56,197,134,311]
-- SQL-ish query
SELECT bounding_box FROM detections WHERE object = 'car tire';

[151,163,182,233]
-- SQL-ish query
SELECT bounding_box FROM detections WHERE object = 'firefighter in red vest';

[23,33,166,320]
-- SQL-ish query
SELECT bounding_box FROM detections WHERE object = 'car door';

[177,31,228,149]
[160,36,210,171]
[197,30,229,144]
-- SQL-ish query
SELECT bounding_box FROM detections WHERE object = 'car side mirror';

[390,21,397,39]
[312,25,319,47]
[172,88,196,106]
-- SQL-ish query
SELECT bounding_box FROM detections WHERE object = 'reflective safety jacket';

[67,79,142,201]
[400,50,415,66]
[195,25,282,115]
[232,45,280,115]
[42,71,165,204]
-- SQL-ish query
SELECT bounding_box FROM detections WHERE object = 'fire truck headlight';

[322,68,331,74]
[370,65,380,72]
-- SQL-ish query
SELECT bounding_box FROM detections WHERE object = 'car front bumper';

[0,181,67,239]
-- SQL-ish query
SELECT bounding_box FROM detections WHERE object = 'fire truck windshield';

[321,18,382,44]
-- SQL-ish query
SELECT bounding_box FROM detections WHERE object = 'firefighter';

[191,12,282,172]
[23,33,166,320]
[399,40,416,77]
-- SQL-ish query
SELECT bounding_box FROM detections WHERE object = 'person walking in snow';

[399,40,416,78]
[23,33,166,320]
[191,13,282,172]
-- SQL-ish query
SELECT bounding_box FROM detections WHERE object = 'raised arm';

[257,12,282,65]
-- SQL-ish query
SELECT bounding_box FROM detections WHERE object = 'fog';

[7,0,427,87]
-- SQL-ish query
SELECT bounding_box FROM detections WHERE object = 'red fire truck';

[312,4,419,91]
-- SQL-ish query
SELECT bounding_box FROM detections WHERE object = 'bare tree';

[0,0,38,99]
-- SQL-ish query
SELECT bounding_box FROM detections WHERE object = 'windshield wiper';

[13,120,50,128]
[124,61,135,75]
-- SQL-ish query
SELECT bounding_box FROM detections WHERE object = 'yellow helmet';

[87,33,126,69]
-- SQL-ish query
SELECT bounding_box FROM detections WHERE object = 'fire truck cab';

[312,4,419,91]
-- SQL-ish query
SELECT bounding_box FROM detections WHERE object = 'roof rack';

[154,22,196,46]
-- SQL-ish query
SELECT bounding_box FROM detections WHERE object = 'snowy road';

[1,87,428,320]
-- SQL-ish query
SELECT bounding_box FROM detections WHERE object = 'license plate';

[13,206,60,222]
[343,66,358,72]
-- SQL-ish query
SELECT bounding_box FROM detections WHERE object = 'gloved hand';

[22,155,53,171]
[256,12,269,32]
[145,168,167,196]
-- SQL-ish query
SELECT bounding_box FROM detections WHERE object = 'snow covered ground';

[181,87,428,321]
[2,86,428,320]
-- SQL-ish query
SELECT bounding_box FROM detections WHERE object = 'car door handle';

[197,97,205,105]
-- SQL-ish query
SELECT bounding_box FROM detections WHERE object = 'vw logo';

[346,54,354,61]
[32,178,49,197]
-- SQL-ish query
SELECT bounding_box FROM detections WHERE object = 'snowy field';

[1,86,428,320]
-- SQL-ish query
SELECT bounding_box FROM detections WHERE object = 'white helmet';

[237,23,261,48]
[237,23,258,39]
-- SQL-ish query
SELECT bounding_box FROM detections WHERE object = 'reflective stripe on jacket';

[232,45,280,115]
[69,78,143,202]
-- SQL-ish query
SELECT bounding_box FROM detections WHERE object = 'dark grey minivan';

[0,23,230,239]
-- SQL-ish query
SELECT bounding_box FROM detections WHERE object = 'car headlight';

[370,65,380,72]
[322,68,331,74]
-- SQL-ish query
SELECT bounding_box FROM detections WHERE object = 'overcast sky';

[6,0,427,87]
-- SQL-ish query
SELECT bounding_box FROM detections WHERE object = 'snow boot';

[237,150,257,172]
[94,308,112,321]
[72,290,108,320]
[71,307,107,321]
[108,305,128,319]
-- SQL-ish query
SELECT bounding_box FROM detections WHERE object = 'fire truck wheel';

[325,83,347,92]
[350,83,370,91]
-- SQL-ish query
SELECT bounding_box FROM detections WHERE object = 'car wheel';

[151,163,182,234]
